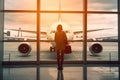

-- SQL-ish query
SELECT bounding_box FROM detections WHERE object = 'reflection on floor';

[3,65,118,80]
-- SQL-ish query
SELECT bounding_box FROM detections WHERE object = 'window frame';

[2,0,119,64]
[1,0,120,79]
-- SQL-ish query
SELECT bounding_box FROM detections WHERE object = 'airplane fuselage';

[46,21,74,48]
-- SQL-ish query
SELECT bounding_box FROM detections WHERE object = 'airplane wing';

[95,36,118,41]
[4,36,26,41]
[9,29,47,35]
[6,28,112,42]
[73,28,111,35]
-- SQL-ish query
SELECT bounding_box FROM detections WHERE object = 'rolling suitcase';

[64,44,72,54]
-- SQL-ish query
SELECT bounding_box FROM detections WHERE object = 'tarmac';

[3,42,118,61]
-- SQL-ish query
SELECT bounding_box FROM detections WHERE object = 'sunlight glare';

[50,21,70,31]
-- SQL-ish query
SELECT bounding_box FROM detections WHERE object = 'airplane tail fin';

[5,31,10,36]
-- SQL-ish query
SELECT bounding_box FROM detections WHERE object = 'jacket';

[55,31,67,50]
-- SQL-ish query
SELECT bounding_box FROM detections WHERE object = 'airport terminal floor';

[2,64,119,80]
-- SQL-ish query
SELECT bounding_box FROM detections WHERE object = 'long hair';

[57,24,63,31]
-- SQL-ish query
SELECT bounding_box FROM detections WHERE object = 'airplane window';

[88,0,117,11]
[5,0,36,10]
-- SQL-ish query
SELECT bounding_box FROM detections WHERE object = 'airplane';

[3,0,113,56]
[4,23,112,56]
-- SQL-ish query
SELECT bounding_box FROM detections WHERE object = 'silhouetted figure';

[55,24,67,70]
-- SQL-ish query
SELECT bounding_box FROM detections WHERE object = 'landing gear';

[50,46,55,52]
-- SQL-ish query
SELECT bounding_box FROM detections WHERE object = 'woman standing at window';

[55,24,67,70]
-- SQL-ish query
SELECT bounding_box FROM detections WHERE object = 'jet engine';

[89,42,103,55]
[18,42,32,55]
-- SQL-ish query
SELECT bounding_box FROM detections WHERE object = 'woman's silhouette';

[55,24,67,70]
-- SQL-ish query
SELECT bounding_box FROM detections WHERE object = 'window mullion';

[37,0,40,63]
[83,0,87,80]
[118,0,120,80]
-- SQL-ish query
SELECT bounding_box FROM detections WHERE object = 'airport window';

[87,14,118,61]
[87,67,119,80]
[40,13,83,61]
[4,13,37,61]
[5,0,37,10]
[41,0,83,11]
[0,0,119,80]
[88,0,118,11]
[3,66,37,80]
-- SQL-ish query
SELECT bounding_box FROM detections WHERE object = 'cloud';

[5,0,36,10]
[5,13,36,25]
[90,0,116,4]
[88,0,117,11]
[41,0,83,10]
[61,0,83,10]
[4,0,118,36]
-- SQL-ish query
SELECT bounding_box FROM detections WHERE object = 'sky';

[4,0,118,38]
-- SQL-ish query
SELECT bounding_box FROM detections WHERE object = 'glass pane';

[4,42,36,61]
[87,67,119,80]
[41,0,83,11]
[87,14,118,61]
[87,42,118,61]
[61,0,83,11]
[4,13,37,41]
[0,0,4,65]
[5,0,36,10]
[40,67,83,80]
[87,14,118,41]
[40,13,83,61]
[41,0,59,10]
[3,67,36,80]
[88,0,117,11]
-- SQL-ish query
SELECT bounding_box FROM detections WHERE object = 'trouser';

[57,50,64,70]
